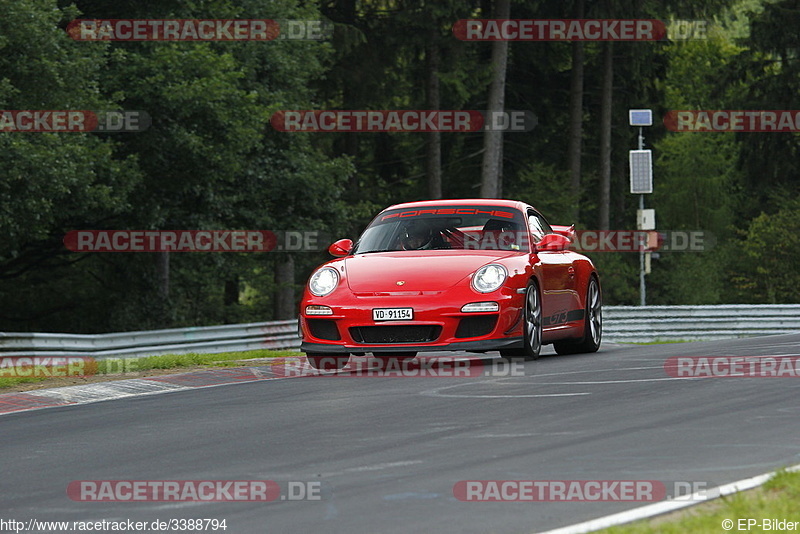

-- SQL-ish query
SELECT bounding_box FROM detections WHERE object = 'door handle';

[568,267,575,278]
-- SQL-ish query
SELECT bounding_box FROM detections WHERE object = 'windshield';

[353,206,530,254]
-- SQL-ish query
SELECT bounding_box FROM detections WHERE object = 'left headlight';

[309,267,340,297]
[472,264,507,293]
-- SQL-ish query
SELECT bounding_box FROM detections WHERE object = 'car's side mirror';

[551,224,576,241]
[328,238,353,257]
[535,233,571,252]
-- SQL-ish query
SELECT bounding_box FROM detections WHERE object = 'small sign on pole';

[629,109,653,126]
[637,208,656,230]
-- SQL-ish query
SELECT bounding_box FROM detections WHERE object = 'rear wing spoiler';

[551,224,575,242]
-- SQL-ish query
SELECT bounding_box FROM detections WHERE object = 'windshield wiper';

[355,249,395,254]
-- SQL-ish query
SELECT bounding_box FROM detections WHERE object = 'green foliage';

[648,252,728,304]
[508,163,580,224]
[654,133,740,235]
[0,0,138,254]
[736,193,800,302]
[0,0,355,332]
[726,0,800,200]
[659,30,746,109]
[585,253,640,305]
[2,0,799,334]
[644,0,800,305]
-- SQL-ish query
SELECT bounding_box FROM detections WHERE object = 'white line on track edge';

[536,463,800,534]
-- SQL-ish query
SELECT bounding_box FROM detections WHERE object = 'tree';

[480,0,511,198]
[737,195,800,303]
[567,0,586,222]
[598,40,614,231]
[0,0,141,331]
[426,30,443,199]
[727,0,800,207]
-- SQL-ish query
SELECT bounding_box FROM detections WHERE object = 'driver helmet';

[401,221,433,250]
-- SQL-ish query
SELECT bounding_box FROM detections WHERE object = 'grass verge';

[600,469,800,533]
[0,349,299,391]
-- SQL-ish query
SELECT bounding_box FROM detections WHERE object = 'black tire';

[500,280,542,361]
[554,276,602,355]
[306,354,350,371]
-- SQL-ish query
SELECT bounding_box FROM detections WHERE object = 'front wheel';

[500,280,542,361]
[306,354,350,371]
[554,276,602,355]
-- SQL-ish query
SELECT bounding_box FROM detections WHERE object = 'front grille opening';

[349,325,442,344]
[455,315,498,338]
[307,319,341,341]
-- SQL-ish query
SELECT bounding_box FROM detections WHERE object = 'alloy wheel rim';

[588,280,601,345]
[525,286,541,352]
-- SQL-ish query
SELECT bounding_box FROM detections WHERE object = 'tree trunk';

[341,0,360,195]
[274,255,295,320]
[153,251,170,326]
[224,277,239,306]
[155,251,169,300]
[599,41,613,231]
[567,0,585,222]
[426,33,442,199]
[480,0,510,199]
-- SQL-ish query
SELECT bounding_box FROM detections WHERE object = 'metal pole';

[639,194,645,306]
[638,127,646,306]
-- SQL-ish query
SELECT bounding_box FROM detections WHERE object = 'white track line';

[537,463,800,534]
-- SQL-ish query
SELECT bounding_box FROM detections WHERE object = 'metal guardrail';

[603,304,800,343]
[0,320,300,359]
[1,305,798,359]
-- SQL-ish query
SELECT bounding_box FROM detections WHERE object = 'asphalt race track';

[2,333,800,534]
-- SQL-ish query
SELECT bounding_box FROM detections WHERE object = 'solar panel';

[629,109,653,126]
[629,150,653,194]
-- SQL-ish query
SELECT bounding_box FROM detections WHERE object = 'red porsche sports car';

[299,199,601,370]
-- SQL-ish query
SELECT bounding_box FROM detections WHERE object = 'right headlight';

[309,266,340,297]
[471,264,507,293]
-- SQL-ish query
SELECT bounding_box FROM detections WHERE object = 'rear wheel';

[306,354,350,371]
[500,280,542,361]
[554,276,601,355]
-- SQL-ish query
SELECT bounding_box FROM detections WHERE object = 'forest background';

[1,0,798,333]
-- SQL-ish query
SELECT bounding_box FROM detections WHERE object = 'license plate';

[372,308,414,321]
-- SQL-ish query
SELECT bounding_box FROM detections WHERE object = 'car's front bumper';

[300,337,523,354]
[299,283,526,354]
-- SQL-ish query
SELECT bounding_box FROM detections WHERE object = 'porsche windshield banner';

[379,207,518,221]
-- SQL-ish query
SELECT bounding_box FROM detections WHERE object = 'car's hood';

[344,250,518,293]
